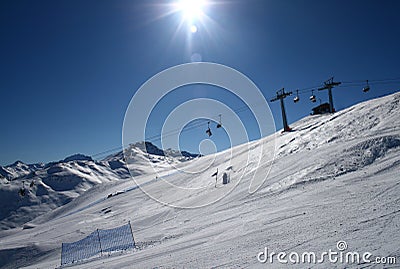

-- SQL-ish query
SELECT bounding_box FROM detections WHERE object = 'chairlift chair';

[206,121,212,137]
[363,80,370,92]
[293,90,300,103]
[216,114,222,128]
[310,90,316,103]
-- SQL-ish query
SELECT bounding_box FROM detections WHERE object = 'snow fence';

[61,222,135,266]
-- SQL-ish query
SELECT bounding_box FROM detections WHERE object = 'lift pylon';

[318,77,341,113]
[271,88,292,132]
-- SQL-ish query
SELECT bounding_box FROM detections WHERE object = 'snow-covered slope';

[0,92,399,269]
[0,143,198,230]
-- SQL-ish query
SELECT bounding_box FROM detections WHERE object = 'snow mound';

[330,135,400,175]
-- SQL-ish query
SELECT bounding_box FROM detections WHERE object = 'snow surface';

[0,92,399,268]
[0,144,197,231]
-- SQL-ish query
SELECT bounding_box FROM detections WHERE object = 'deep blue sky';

[1,0,399,165]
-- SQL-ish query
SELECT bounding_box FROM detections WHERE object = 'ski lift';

[293,90,300,103]
[216,114,222,128]
[206,121,212,137]
[363,80,370,92]
[310,90,316,103]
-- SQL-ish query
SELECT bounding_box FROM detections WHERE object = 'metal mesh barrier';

[61,222,135,266]
[98,222,135,253]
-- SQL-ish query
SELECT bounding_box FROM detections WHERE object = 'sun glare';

[190,25,198,33]
[176,0,206,22]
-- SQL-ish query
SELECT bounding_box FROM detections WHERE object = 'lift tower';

[271,88,292,132]
[318,77,341,113]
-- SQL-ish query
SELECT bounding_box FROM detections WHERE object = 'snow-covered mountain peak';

[127,141,200,159]
[103,141,199,161]
[0,160,45,180]
[62,154,93,163]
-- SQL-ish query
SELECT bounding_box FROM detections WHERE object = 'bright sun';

[176,0,206,21]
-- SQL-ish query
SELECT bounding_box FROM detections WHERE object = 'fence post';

[128,221,135,246]
[96,229,103,256]
[61,243,64,266]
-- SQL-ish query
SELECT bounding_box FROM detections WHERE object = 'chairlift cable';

[91,77,400,159]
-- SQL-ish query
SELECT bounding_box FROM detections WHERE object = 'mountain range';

[0,142,199,230]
